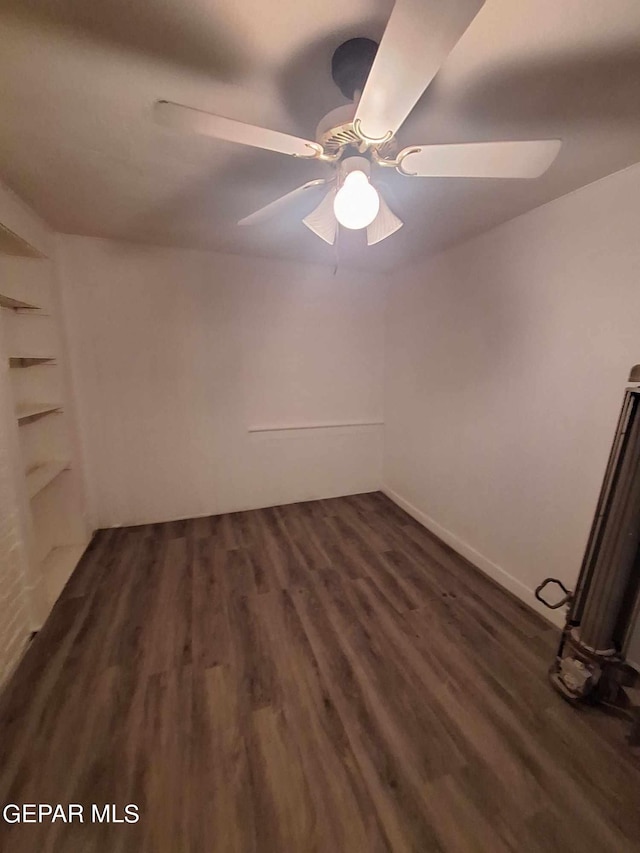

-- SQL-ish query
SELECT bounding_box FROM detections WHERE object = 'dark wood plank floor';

[1,492,639,852]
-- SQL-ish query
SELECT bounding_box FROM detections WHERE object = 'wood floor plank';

[1,491,639,852]
[189,664,257,853]
[291,582,444,852]
[191,538,230,669]
[249,705,318,852]
[256,588,389,852]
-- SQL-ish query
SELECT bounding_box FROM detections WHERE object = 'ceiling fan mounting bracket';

[352,119,393,147]
[293,141,341,162]
[372,146,421,175]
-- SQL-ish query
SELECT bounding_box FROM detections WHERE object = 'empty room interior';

[2,0,640,849]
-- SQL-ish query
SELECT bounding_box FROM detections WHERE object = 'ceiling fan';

[155,0,562,247]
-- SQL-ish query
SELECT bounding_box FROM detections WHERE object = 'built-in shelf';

[16,402,62,424]
[248,420,385,433]
[0,292,40,311]
[26,460,70,499]
[0,222,44,258]
[9,355,56,368]
[1,198,86,632]
[41,543,88,606]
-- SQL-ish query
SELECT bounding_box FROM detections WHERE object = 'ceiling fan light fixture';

[333,170,380,230]
[156,3,562,248]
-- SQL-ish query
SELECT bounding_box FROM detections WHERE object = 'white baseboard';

[382,485,565,629]
[103,487,382,530]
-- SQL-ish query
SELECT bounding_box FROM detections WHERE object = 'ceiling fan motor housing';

[315,105,398,160]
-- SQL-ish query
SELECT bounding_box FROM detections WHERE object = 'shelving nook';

[1,228,89,628]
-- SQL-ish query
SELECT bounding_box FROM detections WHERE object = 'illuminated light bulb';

[333,170,380,230]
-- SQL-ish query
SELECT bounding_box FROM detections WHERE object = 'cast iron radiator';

[536,367,640,745]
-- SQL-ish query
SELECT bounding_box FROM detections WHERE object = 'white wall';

[385,162,640,626]
[58,237,385,528]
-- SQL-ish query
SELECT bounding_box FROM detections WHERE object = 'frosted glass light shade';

[333,170,380,230]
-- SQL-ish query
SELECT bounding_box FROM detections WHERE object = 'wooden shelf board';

[41,543,88,606]
[0,292,40,311]
[16,402,62,424]
[26,459,70,499]
[0,223,45,258]
[9,355,56,368]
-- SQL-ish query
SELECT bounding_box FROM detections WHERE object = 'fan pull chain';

[333,226,341,275]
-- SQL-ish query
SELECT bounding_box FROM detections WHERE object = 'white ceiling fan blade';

[398,139,562,178]
[238,180,327,226]
[367,195,403,246]
[355,0,485,142]
[155,100,319,158]
[302,189,337,245]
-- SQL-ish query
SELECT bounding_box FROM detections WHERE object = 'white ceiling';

[1,0,640,271]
